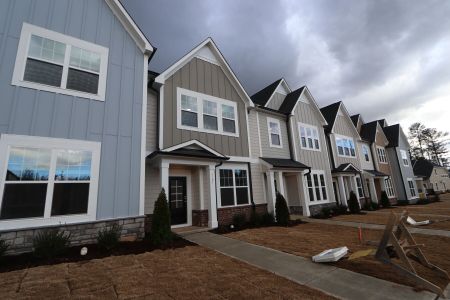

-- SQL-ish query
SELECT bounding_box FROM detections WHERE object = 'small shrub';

[362,201,373,211]
[370,201,379,210]
[232,213,247,230]
[261,212,275,226]
[275,193,290,226]
[380,191,390,208]
[321,206,333,218]
[151,189,172,246]
[33,230,70,259]
[397,200,409,206]
[0,239,9,257]
[347,191,360,214]
[249,210,261,227]
[97,223,122,251]
[336,204,348,215]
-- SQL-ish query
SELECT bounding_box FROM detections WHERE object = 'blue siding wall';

[0,0,145,219]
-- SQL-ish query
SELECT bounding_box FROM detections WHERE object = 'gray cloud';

[122,0,450,131]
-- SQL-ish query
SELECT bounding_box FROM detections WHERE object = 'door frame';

[169,169,192,228]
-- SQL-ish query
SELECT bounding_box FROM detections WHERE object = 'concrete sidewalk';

[294,216,450,238]
[182,231,445,300]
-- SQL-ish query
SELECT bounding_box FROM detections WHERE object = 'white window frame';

[0,134,101,230]
[384,178,395,198]
[298,122,321,151]
[12,23,109,101]
[377,146,388,164]
[362,144,370,162]
[216,164,250,208]
[177,87,239,137]
[356,176,364,199]
[305,170,328,204]
[267,117,282,148]
[400,149,409,166]
[335,134,356,158]
[407,178,417,198]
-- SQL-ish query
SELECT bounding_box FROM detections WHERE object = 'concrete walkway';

[294,216,450,238]
[182,231,446,300]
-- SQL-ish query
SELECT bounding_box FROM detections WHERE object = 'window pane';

[181,111,198,127]
[223,118,236,133]
[6,147,51,181]
[220,169,233,187]
[313,174,319,187]
[338,146,344,155]
[301,137,306,147]
[234,169,247,186]
[271,133,280,145]
[306,174,312,187]
[314,139,319,149]
[203,115,218,130]
[350,148,355,156]
[0,183,47,219]
[322,187,327,200]
[51,183,89,216]
[181,95,197,112]
[55,150,92,181]
[24,58,63,87]
[28,35,66,64]
[269,122,279,134]
[222,104,235,119]
[315,187,321,200]
[220,188,234,206]
[308,188,315,201]
[300,127,306,137]
[344,147,350,156]
[70,46,101,73]
[66,68,99,94]
[203,100,217,116]
[308,138,313,148]
[236,187,249,205]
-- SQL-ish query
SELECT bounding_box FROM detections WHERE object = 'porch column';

[266,171,276,214]
[161,161,169,197]
[369,178,378,203]
[338,176,348,206]
[299,172,310,216]
[208,165,218,228]
[199,167,205,210]
[277,171,286,198]
[352,175,361,208]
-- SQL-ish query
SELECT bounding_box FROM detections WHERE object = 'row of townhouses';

[0,0,424,253]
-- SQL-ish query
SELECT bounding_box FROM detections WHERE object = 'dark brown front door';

[169,177,187,225]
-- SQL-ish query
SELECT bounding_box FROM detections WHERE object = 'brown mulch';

[0,244,336,299]
[225,223,450,291]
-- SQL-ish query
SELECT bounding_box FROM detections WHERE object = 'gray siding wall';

[146,90,158,152]
[258,112,290,159]
[250,163,266,205]
[0,0,145,219]
[330,115,361,169]
[266,92,286,110]
[291,99,335,203]
[248,110,261,157]
[162,58,249,157]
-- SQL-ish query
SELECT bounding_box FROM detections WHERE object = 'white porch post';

[369,178,378,203]
[207,165,218,228]
[161,161,169,197]
[338,175,348,206]
[266,171,276,214]
[352,175,361,208]
[277,171,286,198]
[299,172,310,216]
[199,167,205,210]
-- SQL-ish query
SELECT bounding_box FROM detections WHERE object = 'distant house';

[413,159,450,193]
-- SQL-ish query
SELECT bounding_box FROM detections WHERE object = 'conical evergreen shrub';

[151,188,172,246]
[275,192,290,226]
[380,191,391,208]
[347,191,360,214]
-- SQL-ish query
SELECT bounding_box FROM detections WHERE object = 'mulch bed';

[0,235,194,273]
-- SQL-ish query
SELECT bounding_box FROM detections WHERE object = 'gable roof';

[360,121,378,142]
[147,140,229,161]
[251,79,284,106]
[154,38,254,106]
[377,119,388,128]
[332,163,360,174]
[320,102,341,131]
[278,86,306,114]
[382,124,400,147]
[105,0,154,54]
[350,114,360,127]
[260,157,309,170]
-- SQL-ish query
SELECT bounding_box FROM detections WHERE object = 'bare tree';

[409,122,428,159]
[423,128,449,165]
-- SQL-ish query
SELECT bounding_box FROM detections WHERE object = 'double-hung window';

[267,117,282,148]
[377,147,387,164]
[177,88,239,137]
[306,170,327,202]
[400,150,409,166]
[362,145,370,162]
[356,177,364,198]
[218,166,250,207]
[407,179,416,197]
[298,123,320,151]
[384,178,395,198]
[335,136,356,157]
[12,23,108,101]
[0,135,100,230]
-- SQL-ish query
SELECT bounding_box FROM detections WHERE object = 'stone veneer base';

[217,204,267,226]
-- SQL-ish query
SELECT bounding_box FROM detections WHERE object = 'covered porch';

[361,169,389,204]
[332,163,363,207]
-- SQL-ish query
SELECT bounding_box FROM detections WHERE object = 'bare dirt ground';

[332,193,450,231]
[225,223,450,291]
[0,245,335,300]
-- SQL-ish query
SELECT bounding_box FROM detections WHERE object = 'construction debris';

[312,246,348,263]
[406,216,431,226]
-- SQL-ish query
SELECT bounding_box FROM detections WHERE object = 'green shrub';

[380,191,390,208]
[371,201,379,210]
[261,212,275,225]
[275,193,290,226]
[97,223,122,251]
[249,209,261,227]
[347,191,360,214]
[232,213,247,230]
[0,239,9,257]
[151,188,172,246]
[336,204,348,215]
[33,230,70,259]
[362,201,373,211]
[321,206,333,218]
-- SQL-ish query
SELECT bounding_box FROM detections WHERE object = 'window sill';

[269,144,283,149]
[218,203,251,209]
[0,214,96,231]
[308,200,330,206]
[300,146,321,152]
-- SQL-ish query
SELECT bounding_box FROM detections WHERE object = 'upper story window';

[400,150,409,166]
[335,135,356,157]
[177,87,239,137]
[298,123,320,151]
[377,146,388,164]
[267,117,282,148]
[12,23,108,101]
[0,134,100,230]
[362,145,370,162]
[356,176,364,198]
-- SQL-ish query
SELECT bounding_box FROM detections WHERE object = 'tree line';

[408,122,449,167]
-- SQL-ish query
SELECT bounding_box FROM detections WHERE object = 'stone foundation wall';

[192,210,208,227]
[0,217,145,255]
[309,203,337,216]
[217,204,267,225]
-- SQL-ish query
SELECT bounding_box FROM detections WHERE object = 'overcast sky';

[122,0,450,142]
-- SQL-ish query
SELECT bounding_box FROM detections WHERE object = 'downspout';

[247,162,256,210]
[149,83,160,151]
[286,114,296,161]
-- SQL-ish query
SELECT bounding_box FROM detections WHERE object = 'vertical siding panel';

[104,64,121,135]
[119,67,134,137]
[70,99,89,139]
[49,0,69,32]
[196,59,205,94]
[66,0,83,38]
[31,0,50,27]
